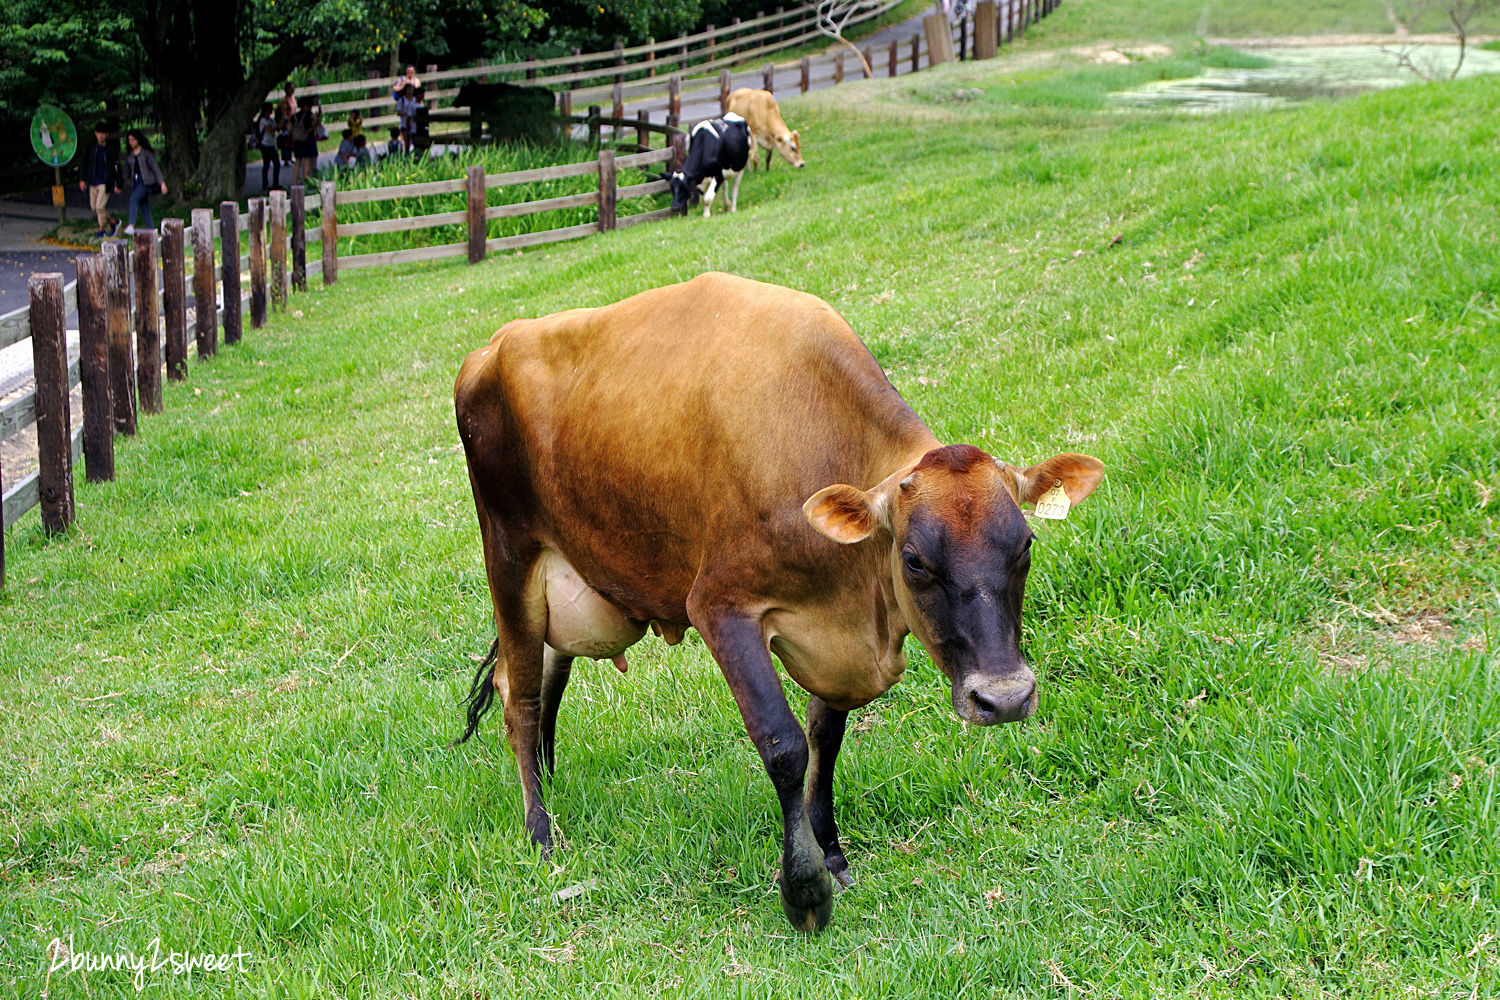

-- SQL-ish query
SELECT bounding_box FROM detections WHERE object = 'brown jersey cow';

[453,272,1102,931]
[726,88,804,170]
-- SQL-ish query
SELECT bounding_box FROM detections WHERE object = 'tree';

[1384,0,1500,81]
[805,0,886,76]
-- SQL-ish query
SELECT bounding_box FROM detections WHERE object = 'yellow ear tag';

[1033,480,1071,521]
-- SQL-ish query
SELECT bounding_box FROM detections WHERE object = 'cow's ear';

[804,484,888,543]
[790,129,800,150]
[1007,453,1104,510]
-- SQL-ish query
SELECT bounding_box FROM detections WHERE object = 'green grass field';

[4,30,1499,1000]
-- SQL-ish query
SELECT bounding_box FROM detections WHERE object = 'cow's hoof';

[826,854,854,889]
[779,866,834,932]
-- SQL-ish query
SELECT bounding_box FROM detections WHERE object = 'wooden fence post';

[133,230,161,414]
[525,54,537,81]
[863,43,874,78]
[104,241,136,435]
[1004,0,1013,42]
[924,14,955,66]
[161,218,187,380]
[76,256,114,485]
[670,132,686,173]
[249,197,267,329]
[290,185,306,292]
[220,201,242,344]
[911,34,921,72]
[559,90,573,117]
[720,70,732,113]
[708,25,716,64]
[959,16,968,60]
[835,50,845,84]
[190,208,217,356]
[800,57,810,92]
[764,63,775,93]
[975,1,998,59]
[729,17,741,59]
[29,273,74,534]
[888,38,899,77]
[611,83,624,127]
[467,164,486,264]
[597,149,616,232]
[572,47,583,87]
[636,109,650,150]
[646,44,656,78]
[614,38,625,86]
[269,191,288,310]
[588,105,601,146]
[669,75,681,121]
[320,181,337,285]
[677,35,688,73]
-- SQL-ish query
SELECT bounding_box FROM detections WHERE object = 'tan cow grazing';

[726,87,804,170]
[454,272,1103,932]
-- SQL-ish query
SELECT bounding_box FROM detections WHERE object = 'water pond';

[1108,44,1500,112]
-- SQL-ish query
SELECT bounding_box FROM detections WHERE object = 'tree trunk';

[140,0,199,193]
[188,38,312,203]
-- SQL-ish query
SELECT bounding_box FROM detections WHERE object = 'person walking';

[122,129,167,234]
[291,101,322,183]
[254,103,281,190]
[77,122,121,239]
[277,84,298,166]
[394,83,418,150]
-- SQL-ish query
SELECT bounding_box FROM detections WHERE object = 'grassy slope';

[3,43,1499,1000]
[1024,0,1500,43]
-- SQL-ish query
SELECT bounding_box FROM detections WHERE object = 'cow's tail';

[453,637,501,746]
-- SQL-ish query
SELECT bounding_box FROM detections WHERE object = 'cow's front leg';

[700,177,718,218]
[694,610,834,932]
[805,695,853,887]
[726,170,743,212]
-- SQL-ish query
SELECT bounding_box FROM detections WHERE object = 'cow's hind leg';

[497,610,551,849]
[806,696,854,887]
[726,170,743,212]
[693,607,834,932]
[538,645,574,776]
[475,523,553,849]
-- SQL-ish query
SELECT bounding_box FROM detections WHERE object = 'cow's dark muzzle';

[955,666,1037,726]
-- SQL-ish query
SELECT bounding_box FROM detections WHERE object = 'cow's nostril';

[969,689,1000,719]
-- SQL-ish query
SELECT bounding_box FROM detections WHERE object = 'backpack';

[291,110,312,143]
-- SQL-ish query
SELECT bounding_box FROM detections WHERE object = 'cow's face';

[777,130,804,168]
[666,171,693,215]
[804,445,1103,726]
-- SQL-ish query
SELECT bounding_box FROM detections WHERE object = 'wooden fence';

[297,0,1058,134]
[0,117,685,583]
[0,0,1064,581]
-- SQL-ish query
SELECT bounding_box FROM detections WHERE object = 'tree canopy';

[2,0,769,200]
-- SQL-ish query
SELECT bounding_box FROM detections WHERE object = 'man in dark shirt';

[77,122,121,238]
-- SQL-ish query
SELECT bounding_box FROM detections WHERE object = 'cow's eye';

[1024,534,1034,551]
[902,552,928,578]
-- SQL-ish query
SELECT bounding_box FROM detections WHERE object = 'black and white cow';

[666,113,751,218]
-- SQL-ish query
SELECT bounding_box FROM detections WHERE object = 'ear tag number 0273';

[1034,480,1070,521]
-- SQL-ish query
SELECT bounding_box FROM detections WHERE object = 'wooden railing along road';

[0,0,1062,580]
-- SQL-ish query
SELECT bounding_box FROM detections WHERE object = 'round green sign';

[32,106,78,168]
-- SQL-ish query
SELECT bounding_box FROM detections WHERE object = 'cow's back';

[455,272,933,616]
[727,88,786,135]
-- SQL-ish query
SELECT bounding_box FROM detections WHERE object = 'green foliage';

[4,48,1500,1000]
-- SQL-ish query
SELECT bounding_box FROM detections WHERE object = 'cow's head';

[665,170,694,215]
[777,130,804,168]
[803,444,1102,726]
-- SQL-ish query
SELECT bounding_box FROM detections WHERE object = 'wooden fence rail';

[2,0,1064,582]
